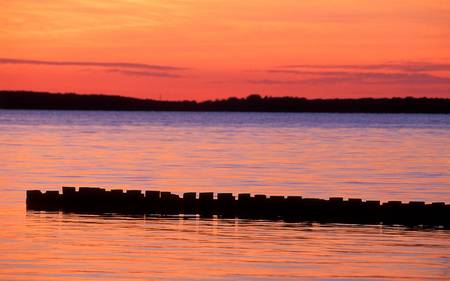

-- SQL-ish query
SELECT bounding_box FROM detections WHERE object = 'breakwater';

[26,187,449,227]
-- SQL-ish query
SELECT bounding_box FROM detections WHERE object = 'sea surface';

[0,110,449,280]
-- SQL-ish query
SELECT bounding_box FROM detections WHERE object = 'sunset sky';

[1,0,449,100]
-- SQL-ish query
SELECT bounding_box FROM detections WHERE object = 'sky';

[1,0,449,100]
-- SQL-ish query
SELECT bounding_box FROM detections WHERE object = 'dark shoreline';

[1,90,449,113]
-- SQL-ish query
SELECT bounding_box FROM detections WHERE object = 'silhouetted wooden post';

[268,196,285,218]
[382,201,403,225]
[217,193,235,217]
[327,197,344,222]
[199,192,214,216]
[110,189,125,212]
[183,192,197,214]
[77,187,104,211]
[26,190,43,210]
[252,194,267,218]
[159,192,181,214]
[285,196,302,219]
[301,198,324,221]
[43,190,61,210]
[445,204,450,228]
[160,192,172,214]
[61,186,76,211]
[428,202,446,226]
[125,190,144,213]
[145,190,160,213]
[346,198,363,223]
[406,201,425,225]
[237,193,251,218]
[364,200,381,224]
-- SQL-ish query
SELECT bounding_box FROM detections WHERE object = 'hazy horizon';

[2,89,450,102]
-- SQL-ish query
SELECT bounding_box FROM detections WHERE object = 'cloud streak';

[279,62,450,72]
[105,69,182,78]
[261,61,450,86]
[0,57,186,71]
[249,72,450,85]
[267,69,355,76]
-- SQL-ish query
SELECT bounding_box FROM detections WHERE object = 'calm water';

[0,110,449,280]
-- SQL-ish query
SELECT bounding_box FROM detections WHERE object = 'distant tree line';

[0,91,449,113]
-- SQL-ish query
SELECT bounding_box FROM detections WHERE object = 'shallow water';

[0,110,449,280]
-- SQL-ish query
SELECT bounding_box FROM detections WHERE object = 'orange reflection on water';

[1,111,449,202]
[0,213,450,280]
[0,111,449,280]
[0,212,449,281]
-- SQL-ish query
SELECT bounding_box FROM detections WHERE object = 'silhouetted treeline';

[1,91,449,113]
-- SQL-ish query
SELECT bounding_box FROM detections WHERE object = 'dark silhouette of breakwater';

[2,91,450,113]
[26,187,449,227]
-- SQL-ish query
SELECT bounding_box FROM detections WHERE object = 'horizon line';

[1,90,449,102]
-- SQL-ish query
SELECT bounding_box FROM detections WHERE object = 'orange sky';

[1,0,449,100]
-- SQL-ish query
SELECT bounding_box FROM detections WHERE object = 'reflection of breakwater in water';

[27,187,449,227]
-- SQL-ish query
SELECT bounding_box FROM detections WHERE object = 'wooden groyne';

[26,187,449,227]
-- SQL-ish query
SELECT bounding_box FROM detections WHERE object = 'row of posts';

[26,187,449,227]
